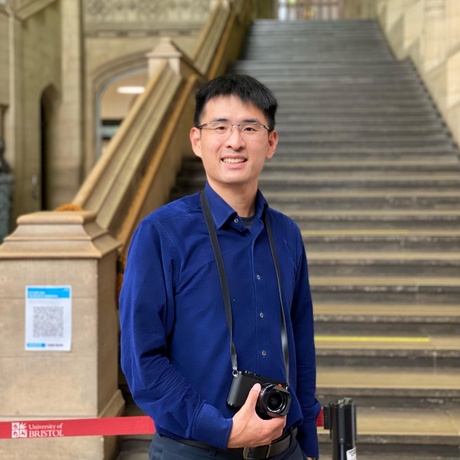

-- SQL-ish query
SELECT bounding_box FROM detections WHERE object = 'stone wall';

[375,0,460,147]
[0,1,63,221]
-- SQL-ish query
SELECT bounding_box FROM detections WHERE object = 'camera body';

[227,370,291,420]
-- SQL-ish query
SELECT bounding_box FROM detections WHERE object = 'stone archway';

[96,68,148,158]
[84,50,150,174]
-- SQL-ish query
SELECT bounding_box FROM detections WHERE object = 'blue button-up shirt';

[119,184,319,457]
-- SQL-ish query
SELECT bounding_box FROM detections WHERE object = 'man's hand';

[227,383,286,448]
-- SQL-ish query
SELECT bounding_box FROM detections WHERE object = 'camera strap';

[200,190,290,385]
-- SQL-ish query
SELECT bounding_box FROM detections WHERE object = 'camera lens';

[267,392,284,411]
[256,383,291,419]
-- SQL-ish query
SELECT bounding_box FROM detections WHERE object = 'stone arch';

[84,51,150,171]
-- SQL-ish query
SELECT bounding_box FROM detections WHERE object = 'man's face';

[190,95,278,196]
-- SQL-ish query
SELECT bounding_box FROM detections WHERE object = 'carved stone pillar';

[146,37,183,77]
[0,211,124,460]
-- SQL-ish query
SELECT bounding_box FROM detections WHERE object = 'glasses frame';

[197,121,271,138]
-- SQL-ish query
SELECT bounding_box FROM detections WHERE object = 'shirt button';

[259,312,264,319]
[261,350,267,357]
[256,274,261,281]
[234,218,239,223]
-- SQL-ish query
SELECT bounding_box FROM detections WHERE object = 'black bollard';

[324,398,357,460]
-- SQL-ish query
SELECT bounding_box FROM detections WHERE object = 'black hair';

[194,74,278,130]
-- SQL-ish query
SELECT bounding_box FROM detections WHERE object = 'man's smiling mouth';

[222,158,246,164]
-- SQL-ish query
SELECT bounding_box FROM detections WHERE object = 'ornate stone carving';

[84,0,211,35]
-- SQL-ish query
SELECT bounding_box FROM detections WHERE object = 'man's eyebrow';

[209,118,262,123]
[242,118,261,124]
[209,117,230,123]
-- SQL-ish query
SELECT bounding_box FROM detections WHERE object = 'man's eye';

[242,125,258,132]
[213,124,229,131]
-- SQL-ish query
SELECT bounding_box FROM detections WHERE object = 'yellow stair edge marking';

[315,336,430,343]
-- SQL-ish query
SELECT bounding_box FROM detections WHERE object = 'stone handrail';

[72,0,251,251]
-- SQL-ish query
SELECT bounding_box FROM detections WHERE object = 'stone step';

[254,76,423,87]
[276,104,437,114]
[242,31,392,39]
[270,147,457,160]
[179,159,460,175]
[314,301,460,346]
[270,76,429,88]
[276,100,437,112]
[171,187,460,211]
[317,366,460,408]
[233,58,414,68]
[262,171,460,181]
[267,190,460,208]
[245,32,388,40]
[276,125,447,135]
[261,171,460,180]
[274,87,430,97]
[179,175,460,191]
[318,407,460,459]
[242,53,396,62]
[307,252,460,277]
[288,209,460,230]
[314,303,460,335]
[233,68,418,80]
[275,115,442,126]
[310,276,460,305]
[315,331,460,368]
[277,140,456,152]
[238,72,422,83]
[301,231,460,252]
[234,59,413,67]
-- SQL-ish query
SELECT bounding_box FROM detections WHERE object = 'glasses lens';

[240,123,265,138]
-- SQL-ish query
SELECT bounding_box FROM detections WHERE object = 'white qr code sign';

[25,286,72,351]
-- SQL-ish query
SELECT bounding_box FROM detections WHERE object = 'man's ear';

[266,130,278,160]
[190,127,202,158]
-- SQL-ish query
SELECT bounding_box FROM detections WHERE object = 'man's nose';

[226,125,245,146]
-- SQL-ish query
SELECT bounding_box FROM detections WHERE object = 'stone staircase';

[117,20,460,460]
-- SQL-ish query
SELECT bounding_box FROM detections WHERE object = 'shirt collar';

[203,183,268,230]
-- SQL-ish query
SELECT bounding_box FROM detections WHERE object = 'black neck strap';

[200,191,290,385]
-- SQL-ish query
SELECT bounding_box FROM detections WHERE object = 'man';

[119,74,320,459]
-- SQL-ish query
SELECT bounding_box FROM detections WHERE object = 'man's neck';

[211,183,257,218]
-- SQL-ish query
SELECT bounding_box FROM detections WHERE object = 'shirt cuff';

[297,417,320,459]
[191,402,233,450]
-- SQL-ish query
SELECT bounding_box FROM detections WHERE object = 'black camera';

[227,370,291,420]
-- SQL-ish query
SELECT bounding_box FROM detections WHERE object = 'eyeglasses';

[197,121,270,139]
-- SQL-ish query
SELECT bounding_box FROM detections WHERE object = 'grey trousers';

[149,433,308,460]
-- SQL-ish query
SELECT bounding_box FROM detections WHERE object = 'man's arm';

[119,219,232,449]
[291,233,321,458]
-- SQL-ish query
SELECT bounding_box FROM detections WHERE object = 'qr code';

[33,306,64,338]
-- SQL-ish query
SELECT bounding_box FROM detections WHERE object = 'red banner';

[0,411,323,440]
[0,416,155,440]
